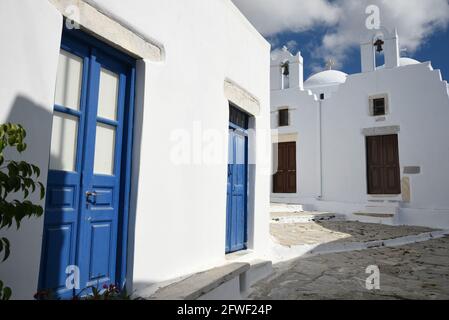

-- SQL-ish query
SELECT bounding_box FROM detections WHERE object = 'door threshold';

[225,249,254,261]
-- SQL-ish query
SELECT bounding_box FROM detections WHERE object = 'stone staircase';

[353,201,401,225]
[270,203,305,213]
[270,203,345,223]
[270,202,403,225]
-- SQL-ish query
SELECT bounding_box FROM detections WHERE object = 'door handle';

[86,191,97,204]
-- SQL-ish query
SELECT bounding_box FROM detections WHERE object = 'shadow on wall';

[0,95,53,299]
[1,61,146,299]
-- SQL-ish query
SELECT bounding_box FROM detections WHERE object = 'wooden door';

[273,142,297,194]
[366,135,401,195]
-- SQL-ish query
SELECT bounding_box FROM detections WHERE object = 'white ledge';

[224,80,260,117]
[48,0,163,61]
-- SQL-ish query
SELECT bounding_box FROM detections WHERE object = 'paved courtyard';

[271,220,435,247]
[250,235,449,300]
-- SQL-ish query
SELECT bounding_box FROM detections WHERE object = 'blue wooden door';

[39,30,135,298]
[226,108,249,254]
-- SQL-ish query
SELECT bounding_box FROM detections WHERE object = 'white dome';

[377,57,421,69]
[398,57,420,66]
[304,70,348,88]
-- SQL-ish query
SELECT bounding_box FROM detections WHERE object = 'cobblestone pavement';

[271,221,435,247]
[250,237,449,300]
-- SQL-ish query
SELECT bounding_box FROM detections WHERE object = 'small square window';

[369,95,388,117]
[279,109,289,127]
[373,98,386,116]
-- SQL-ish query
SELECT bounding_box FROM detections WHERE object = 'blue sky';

[267,27,449,80]
[233,0,449,80]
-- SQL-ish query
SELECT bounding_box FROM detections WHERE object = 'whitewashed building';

[0,0,271,299]
[271,27,449,229]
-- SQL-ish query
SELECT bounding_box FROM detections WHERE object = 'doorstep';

[150,262,250,300]
[148,257,274,300]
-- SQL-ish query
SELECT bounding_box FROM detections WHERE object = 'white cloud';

[232,0,341,35]
[319,0,449,64]
[232,0,449,68]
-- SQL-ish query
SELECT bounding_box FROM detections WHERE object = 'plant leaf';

[1,238,10,262]
[39,182,45,200]
[2,287,12,300]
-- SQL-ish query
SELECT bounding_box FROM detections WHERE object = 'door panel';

[286,143,297,193]
[273,142,297,193]
[366,136,384,194]
[366,135,401,195]
[273,172,286,194]
[76,50,126,291]
[41,41,88,297]
[40,31,134,298]
[41,224,73,291]
[225,132,233,254]
[226,127,248,254]
[88,223,113,282]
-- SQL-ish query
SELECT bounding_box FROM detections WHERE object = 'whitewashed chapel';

[2,0,449,301]
[0,0,271,299]
[271,27,449,229]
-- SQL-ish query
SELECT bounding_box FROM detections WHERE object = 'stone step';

[271,212,345,224]
[364,205,399,215]
[241,260,273,293]
[270,203,304,213]
[352,211,398,225]
[150,262,250,300]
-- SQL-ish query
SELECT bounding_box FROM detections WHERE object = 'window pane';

[374,98,385,108]
[373,98,385,116]
[49,112,79,172]
[94,123,116,175]
[235,134,246,165]
[228,131,234,164]
[229,106,249,129]
[97,68,119,121]
[54,50,83,110]
[279,109,289,127]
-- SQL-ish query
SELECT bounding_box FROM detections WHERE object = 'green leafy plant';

[0,123,46,300]
[0,280,12,300]
[76,284,132,300]
[35,284,137,301]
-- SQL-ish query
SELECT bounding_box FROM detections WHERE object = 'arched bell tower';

[270,47,304,90]
[360,27,400,72]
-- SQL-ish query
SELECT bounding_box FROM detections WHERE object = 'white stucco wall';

[320,63,449,221]
[271,59,449,228]
[0,0,63,299]
[99,0,271,292]
[270,89,319,203]
[303,83,341,100]
[0,0,271,299]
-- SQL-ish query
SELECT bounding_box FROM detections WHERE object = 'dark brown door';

[366,135,401,195]
[273,142,297,193]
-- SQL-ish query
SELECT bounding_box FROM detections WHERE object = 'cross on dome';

[325,58,336,70]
